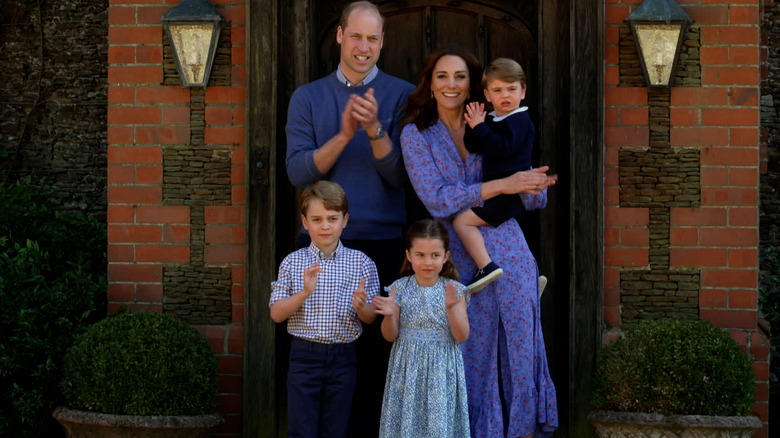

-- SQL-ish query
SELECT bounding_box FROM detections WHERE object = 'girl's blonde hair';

[399,219,460,282]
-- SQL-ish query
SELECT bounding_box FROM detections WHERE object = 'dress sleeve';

[383,277,406,308]
[401,124,484,219]
[521,188,548,211]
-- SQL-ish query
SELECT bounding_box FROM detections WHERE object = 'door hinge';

[253,148,268,186]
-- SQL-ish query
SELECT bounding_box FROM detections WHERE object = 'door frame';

[245,1,602,436]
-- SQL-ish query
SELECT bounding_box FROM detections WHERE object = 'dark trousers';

[287,337,357,438]
[297,234,405,438]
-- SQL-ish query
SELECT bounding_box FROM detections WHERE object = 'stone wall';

[0,0,108,220]
[761,0,780,253]
[760,0,780,431]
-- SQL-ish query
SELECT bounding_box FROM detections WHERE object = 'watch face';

[369,126,385,140]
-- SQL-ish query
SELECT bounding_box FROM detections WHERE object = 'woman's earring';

[431,90,434,98]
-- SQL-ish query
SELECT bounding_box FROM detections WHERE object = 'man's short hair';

[483,58,526,89]
[339,1,384,31]
[301,181,349,216]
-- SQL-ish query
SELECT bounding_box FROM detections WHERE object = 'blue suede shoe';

[467,261,504,292]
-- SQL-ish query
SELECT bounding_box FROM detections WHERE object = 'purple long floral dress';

[401,120,558,438]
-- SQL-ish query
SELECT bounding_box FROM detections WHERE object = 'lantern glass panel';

[168,23,215,86]
[634,23,682,87]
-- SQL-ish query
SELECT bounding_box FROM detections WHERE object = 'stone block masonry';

[161,89,233,325]
[618,88,702,327]
[0,0,108,220]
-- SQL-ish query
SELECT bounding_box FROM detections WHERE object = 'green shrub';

[0,179,106,438]
[61,311,219,416]
[591,318,755,416]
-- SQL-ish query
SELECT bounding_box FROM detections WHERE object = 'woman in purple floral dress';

[399,46,559,438]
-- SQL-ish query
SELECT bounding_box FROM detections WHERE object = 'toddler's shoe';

[467,262,503,293]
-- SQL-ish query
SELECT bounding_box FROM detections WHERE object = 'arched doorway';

[246,1,602,437]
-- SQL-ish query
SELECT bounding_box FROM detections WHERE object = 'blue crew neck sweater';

[286,70,415,240]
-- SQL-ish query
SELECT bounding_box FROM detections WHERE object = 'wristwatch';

[367,126,386,141]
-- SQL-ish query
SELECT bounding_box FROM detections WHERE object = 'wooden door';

[246,1,603,437]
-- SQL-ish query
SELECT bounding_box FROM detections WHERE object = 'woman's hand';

[501,166,557,195]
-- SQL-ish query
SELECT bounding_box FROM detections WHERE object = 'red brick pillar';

[107,0,247,435]
[604,1,768,434]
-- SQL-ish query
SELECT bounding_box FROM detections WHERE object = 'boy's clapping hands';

[352,278,377,324]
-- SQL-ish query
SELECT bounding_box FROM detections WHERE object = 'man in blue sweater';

[284,1,415,436]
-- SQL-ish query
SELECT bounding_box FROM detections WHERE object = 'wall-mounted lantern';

[626,0,692,88]
[162,0,225,89]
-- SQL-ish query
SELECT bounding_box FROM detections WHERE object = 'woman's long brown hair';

[401,45,484,131]
[400,219,460,282]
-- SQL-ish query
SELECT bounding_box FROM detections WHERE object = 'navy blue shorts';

[472,194,526,227]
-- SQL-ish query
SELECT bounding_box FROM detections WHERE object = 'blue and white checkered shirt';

[269,241,380,344]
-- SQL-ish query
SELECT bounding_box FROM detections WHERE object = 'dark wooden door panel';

[430,8,479,56]
[382,8,426,83]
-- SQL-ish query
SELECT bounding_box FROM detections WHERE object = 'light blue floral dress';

[378,276,470,438]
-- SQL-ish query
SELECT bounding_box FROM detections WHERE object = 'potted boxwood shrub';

[53,311,224,438]
[588,318,762,438]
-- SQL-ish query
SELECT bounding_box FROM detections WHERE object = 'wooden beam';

[568,0,603,436]
[245,0,279,436]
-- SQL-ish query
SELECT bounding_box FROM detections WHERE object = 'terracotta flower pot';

[53,406,224,438]
[587,410,762,438]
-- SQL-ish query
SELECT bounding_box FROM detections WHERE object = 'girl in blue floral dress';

[373,219,470,438]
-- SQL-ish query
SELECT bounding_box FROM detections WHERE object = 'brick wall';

[605,1,770,435]
[107,0,247,435]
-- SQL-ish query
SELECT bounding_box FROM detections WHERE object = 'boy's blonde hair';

[483,57,526,89]
[300,181,349,216]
